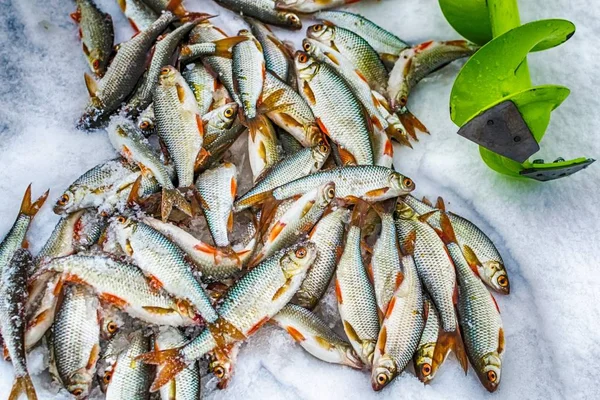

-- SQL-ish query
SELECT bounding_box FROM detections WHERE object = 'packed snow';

[0,0,599,399]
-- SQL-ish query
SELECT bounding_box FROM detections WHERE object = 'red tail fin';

[432,327,468,376]
[20,184,49,217]
[137,348,186,392]
[9,374,38,400]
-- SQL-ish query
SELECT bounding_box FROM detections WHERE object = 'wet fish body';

[73,0,114,76]
[117,0,158,33]
[213,0,302,29]
[247,17,292,83]
[276,0,360,13]
[182,63,217,115]
[105,331,153,400]
[232,29,265,121]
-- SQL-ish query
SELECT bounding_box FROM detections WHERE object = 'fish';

[370,200,403,317]
[179,35,249,64]
[371,238,424,391]
[413,295,441,383]
[439,213,504,392]
[307,24,388,93]
[232,29,266,122]
[71,0,114,77]
[248,116,282,182]
[272,304,363,369]
[141,216,256,282]
[387,40,478,112]
[154,65,206,188]
[53,158,161,215]
[99,306,125,340]
[111,216,218,324]
[234,140,330,211]
[292,207,348,309]
[207,343,240,389]
[201,103,246,170]
[370,90,413,146]
[213,0,302,30]
[315,10,409,66]
[137,103,156,136]
[109,122,192,222]
[156,328,201,399]
[404,195,509,294]
[144,0,187,15]
[50,285,100,399]
[125,19,208,118]
[246,17,293,83]
[96,331,127,393]
[0,249,38,400]
[116,0,158,33]
[276,0,362,13]
[263,71,323,147]
[269,165,414,206]
[39,254,198,326]
[78,12,176,129]
[195,162,238,248]
[182,63,217,116]
[394,200,468,372]
[0,184,48,279]
[294,51,374,165]
[250,181,335,266]
[137,242,317,391]
[105,331,153,399]
[335,202,379,367]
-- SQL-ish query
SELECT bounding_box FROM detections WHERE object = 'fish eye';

[107,321,118,334]
[57,194,70,206]
[403,178,414,189]
[421,363,432,376]
[72,388,84,397]
[302,42,311,51]
[312,25,323,32]
[239,29,249,35]
[497,275,508,287]
[213,366,225,379]
[399,95,408,106]
[327,187,335,198]
[298,53,308,63]
[103,371,112,384]
[92,59,100,70]
[376,373,388,385]
[160,67,170,75]
[139,121,150,130]
[224,107,234,118]
[487,370,497,383]
[287,14,299,23]
[116,216,127,224]
[295,247,307,258]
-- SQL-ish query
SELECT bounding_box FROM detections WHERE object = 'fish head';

[414,342,436,383]
[65,369,94,399]
[339,344,364,370]
[54,188,85,215]
[306,24,335,45]
[137,115,155,134]
[100,307,125,340]
[301,38,321,57]
[371,354,397,391]
[476,352,502,392]
[389,172,415,196]
[158,66,179,86]
[309,137,330,167]
[294,51,320,81]
[276,11,302,29]
[316,181,336,207]
[110,215,137,253]
[280,242,317,279]
[362,339,376,369]
[77,100,105,130]
[209,347,238,389]
[215,103,239,130]
[394,199,417,220]
[482,260,510,294]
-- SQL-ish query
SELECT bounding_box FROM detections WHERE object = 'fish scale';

[371,208,402,315]
[414,295,441,383]
[156,328,201,400]
[233,30,265,120]
[295,54,374,165]
[106,331,152,400]
[247,17,292,83]
[117,0,158,33]
[182,63,217,116]
[213,0,302,29]
[276,0,355,13]
[74,0,114,77]
[52,285,100,399]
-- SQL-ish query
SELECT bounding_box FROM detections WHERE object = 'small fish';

[404,195,510,294]
[201,103,246,170]
[413,295,441,383]
[96,332,128,393]
[292,207,348,309]
[248,116,282,182]
[0,184,48,279]
[394,200,468,373]
[263,71,323,147]
[315,10,409,66]
[250,181,335,266]
[307,24,388,93]
[335,202,379,367]
[137,103,156,136]
[40,255,198,326]
[270,165,415,205]
[79,12,176,129]
[295,51,374,165]
[182,63,216,116]
[179,36,249,64]
[50,285,100,399]
[154,65,206,187]
[234,140,330,211]
[246,17,293,83]
[0,250,38,400]
[71,0,114,77]
[116,0,158,33]
[207,343,240,389]
[213,0,302,29]
[371,241,424,391]
[195,162,238,248]
[137,243,317,391]
[388,40,477,111]
[141,216,256,282]
[109,122,192,222]
[111,216,218,324]
[105,331,153,400]
[233,29,266,122]
[371,90,413,146]
[439,213,504,392]
[276,0,362,13]
[156,328,201,400]
[273,304,363,369]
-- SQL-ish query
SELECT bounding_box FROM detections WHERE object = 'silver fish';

[247,17,293,83]
[72,0,114,77]
[232,29,266,121]
[182,63,216,115]
[116,0,158,33]
[248,115,282,182]
[105,331,153,400]
[156,328,201,400]
[213,0,302,29]
[413,295,441,383]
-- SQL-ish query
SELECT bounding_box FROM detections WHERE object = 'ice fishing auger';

[438,0,594,181]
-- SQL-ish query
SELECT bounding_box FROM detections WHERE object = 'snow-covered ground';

[0,0,599,399]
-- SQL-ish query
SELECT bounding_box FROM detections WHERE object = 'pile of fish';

[0,0,509,399]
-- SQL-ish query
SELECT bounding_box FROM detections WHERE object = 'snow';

[0,0,599,399]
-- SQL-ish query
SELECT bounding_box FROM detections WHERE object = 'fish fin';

[267,221,287,243]
[247,316,269,337]
[165,0,186,14]
[246,115,273,141]
[175,83,187,103]
[491,293,501,314]
[343,320,360,343]
[272,278,292,301]
[365,262,374,284]
[139,348,186,392]
[99,293,128,309]
[350,200,370,229]
[364,187,390,199]
[228,211,234,232]
[158,138,171,164]
[161,188,192,222]
[370,198,397,217]
[26,308,52,329]
[498,328,505,354]
[86,343,100,370]
[402,230,417,256]
[433,327,468,375]
[385,124,412,148]
[142,306,177,315]
[70,9,81,23]
[8,374,37,400]
[178,12,213,24]
[3,346,8,361]
[381,53,399,70]
[84,73,98,98]
[230,176,238,197]
[397,108,429,140]
[286,326,306,342]
[394,271,404,291]
[422,196,433,207]
[385,296,396,319]
[438,212,457,244]
[193,189,210,211]
[314,336,333,350]
[19,184,49,217]
[147,274,164,292]
[82,42,90,57]
[462,245,481,276]
[361,241,373,255]
[126,175,143,207]
[208,317,246,347]
[335,278,343,304]
[302,81,316,105]
[212,36,248,58]
[235,191,274,210]
[314,117,330,138]
[337,147,357,166]
[258,88,292,114]
[377,325,387,353]
[436,196,446,211]
[417,210,437,223]
[194,148,211,172]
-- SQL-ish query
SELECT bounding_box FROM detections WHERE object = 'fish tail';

[437,212,457,245]
[19,184,49,218]
[350,200,371,229]
[161,188,192,222]
[208,317,246,348]
[246,115,274,141]
[397,108,429,140]
[136,347,186,392]
[9,374,38,400]
[371,198,397,217]
[211,36,248,58]
[165,0,187,16]
[432,327,468,376]
[234,191,274,211]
